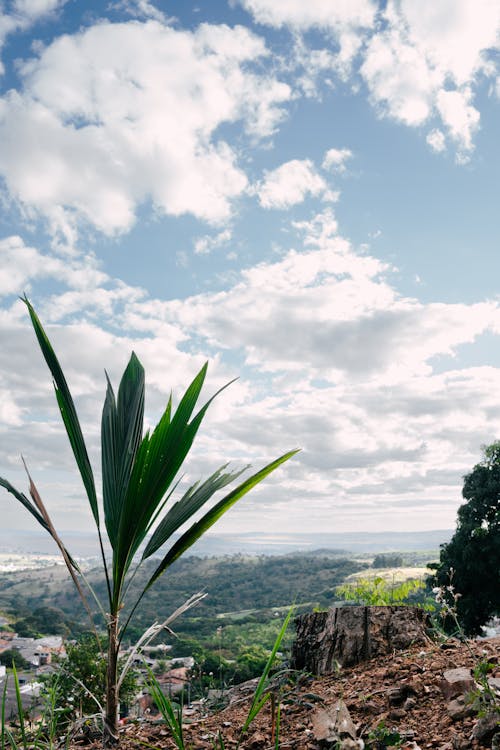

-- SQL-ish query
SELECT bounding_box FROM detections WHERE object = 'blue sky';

[1,0,500,538]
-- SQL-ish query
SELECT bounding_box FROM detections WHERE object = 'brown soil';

[80,637,500,750]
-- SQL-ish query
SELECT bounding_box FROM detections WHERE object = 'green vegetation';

[0,552,366,691]
[336,576,428,607]
[366,720,402,749]
[42,635,138,724]
[0,651,30,671]
[432,441,500,635]
[372,553,403,568]
[0,298,296,744]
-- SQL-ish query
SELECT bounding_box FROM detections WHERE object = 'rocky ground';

[79,636,500,750]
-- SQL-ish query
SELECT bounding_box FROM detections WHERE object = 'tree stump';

[291,605,432,674]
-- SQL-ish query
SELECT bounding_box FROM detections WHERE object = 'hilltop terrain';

[109,636,500,750]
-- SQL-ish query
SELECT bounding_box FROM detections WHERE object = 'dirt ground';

[76,636,500,750]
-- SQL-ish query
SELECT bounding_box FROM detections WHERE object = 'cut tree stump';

[291,605,432,674]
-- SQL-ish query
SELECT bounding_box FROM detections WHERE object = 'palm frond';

[112,364,221,594]
[142,464,247,559]
[22,296,99,526]
[101,353,145,548]
[144,449,299,590]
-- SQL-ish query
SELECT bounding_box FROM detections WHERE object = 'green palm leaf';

[113,367,236,591]
[142,463,247,559]
[22,296,99,526]
[143,449,299,591]
[101,353,145,548]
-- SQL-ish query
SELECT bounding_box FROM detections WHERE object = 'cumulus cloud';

[0,1,67,75]
[0,19,291,244]
[0,235,108,298]
[241,0,376,74]
[426,128,446,153]
[240,0,377,30]
[360,0,499,155]
[4,214,500,532]
[322,147,353,173]
[194,229,232,256]
[256,159,334,209]
[243,0,500,159]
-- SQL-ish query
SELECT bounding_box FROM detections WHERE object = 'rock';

[339,740,364,750]
[472,711,500,743]
[446,696,475,721]
[439,668,475,700]
[388,708,406,721]
[403,697,417,711]
[387,684,417,706]
[311,700,357,743]
[246,730,266,748]
[292,606,432,673]
[359,701,379,715]
[492,732,500,750]
[488,677,500,693]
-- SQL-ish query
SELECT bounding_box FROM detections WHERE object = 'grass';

[147,607,294,750]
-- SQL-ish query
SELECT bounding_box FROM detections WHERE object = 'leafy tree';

[43,635,137,723]
[0,649,30,670]
[372,553,403,569]
[432,442,500,635]
[15,605,72,637]
[0,298,297,744]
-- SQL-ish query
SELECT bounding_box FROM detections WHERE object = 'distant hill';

[0,528,452,558]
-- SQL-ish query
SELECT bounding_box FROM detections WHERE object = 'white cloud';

[436,87,480,156]
[241,0,376,32]
[256,159,333,209]
[322,147,353,173]
[244,0,500,159]
[426,128,446,153]
[194,229,232,256]
[4,216,500,533]
[110,0,171,23]
[0,1,66,75]
[0,20,291,244]
[12,0,65,19]
[166,212,500,385]
[0,235,108,298]
[241,0,377,75]
[360,0,500,155]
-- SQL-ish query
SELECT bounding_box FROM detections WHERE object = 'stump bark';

[291,605,431,675]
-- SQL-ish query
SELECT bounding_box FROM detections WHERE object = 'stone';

[388,708,406,721]
[446,696,475,721]
[339,740,364,750]
[311,700,357,743]
[387,684,417,706]
[403,697,417,711]
[291,606,431,673]
[472,712,500,743]
[439,668,475,701]
[246,730,266,748]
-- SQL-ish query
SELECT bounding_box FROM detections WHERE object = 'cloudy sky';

[1,0,500,539]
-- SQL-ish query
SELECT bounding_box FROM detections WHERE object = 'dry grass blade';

[21,457,101,645]
[117,591,207,689]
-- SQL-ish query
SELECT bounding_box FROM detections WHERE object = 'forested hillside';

[0,552,366,640]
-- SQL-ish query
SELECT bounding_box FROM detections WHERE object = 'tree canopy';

[432,442,500,635]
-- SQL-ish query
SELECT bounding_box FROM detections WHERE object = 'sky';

[1,0,500,539]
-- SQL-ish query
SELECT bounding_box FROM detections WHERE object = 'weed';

[366,720,402,749]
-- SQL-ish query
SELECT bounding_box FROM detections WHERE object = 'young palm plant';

[0,298,297,745]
